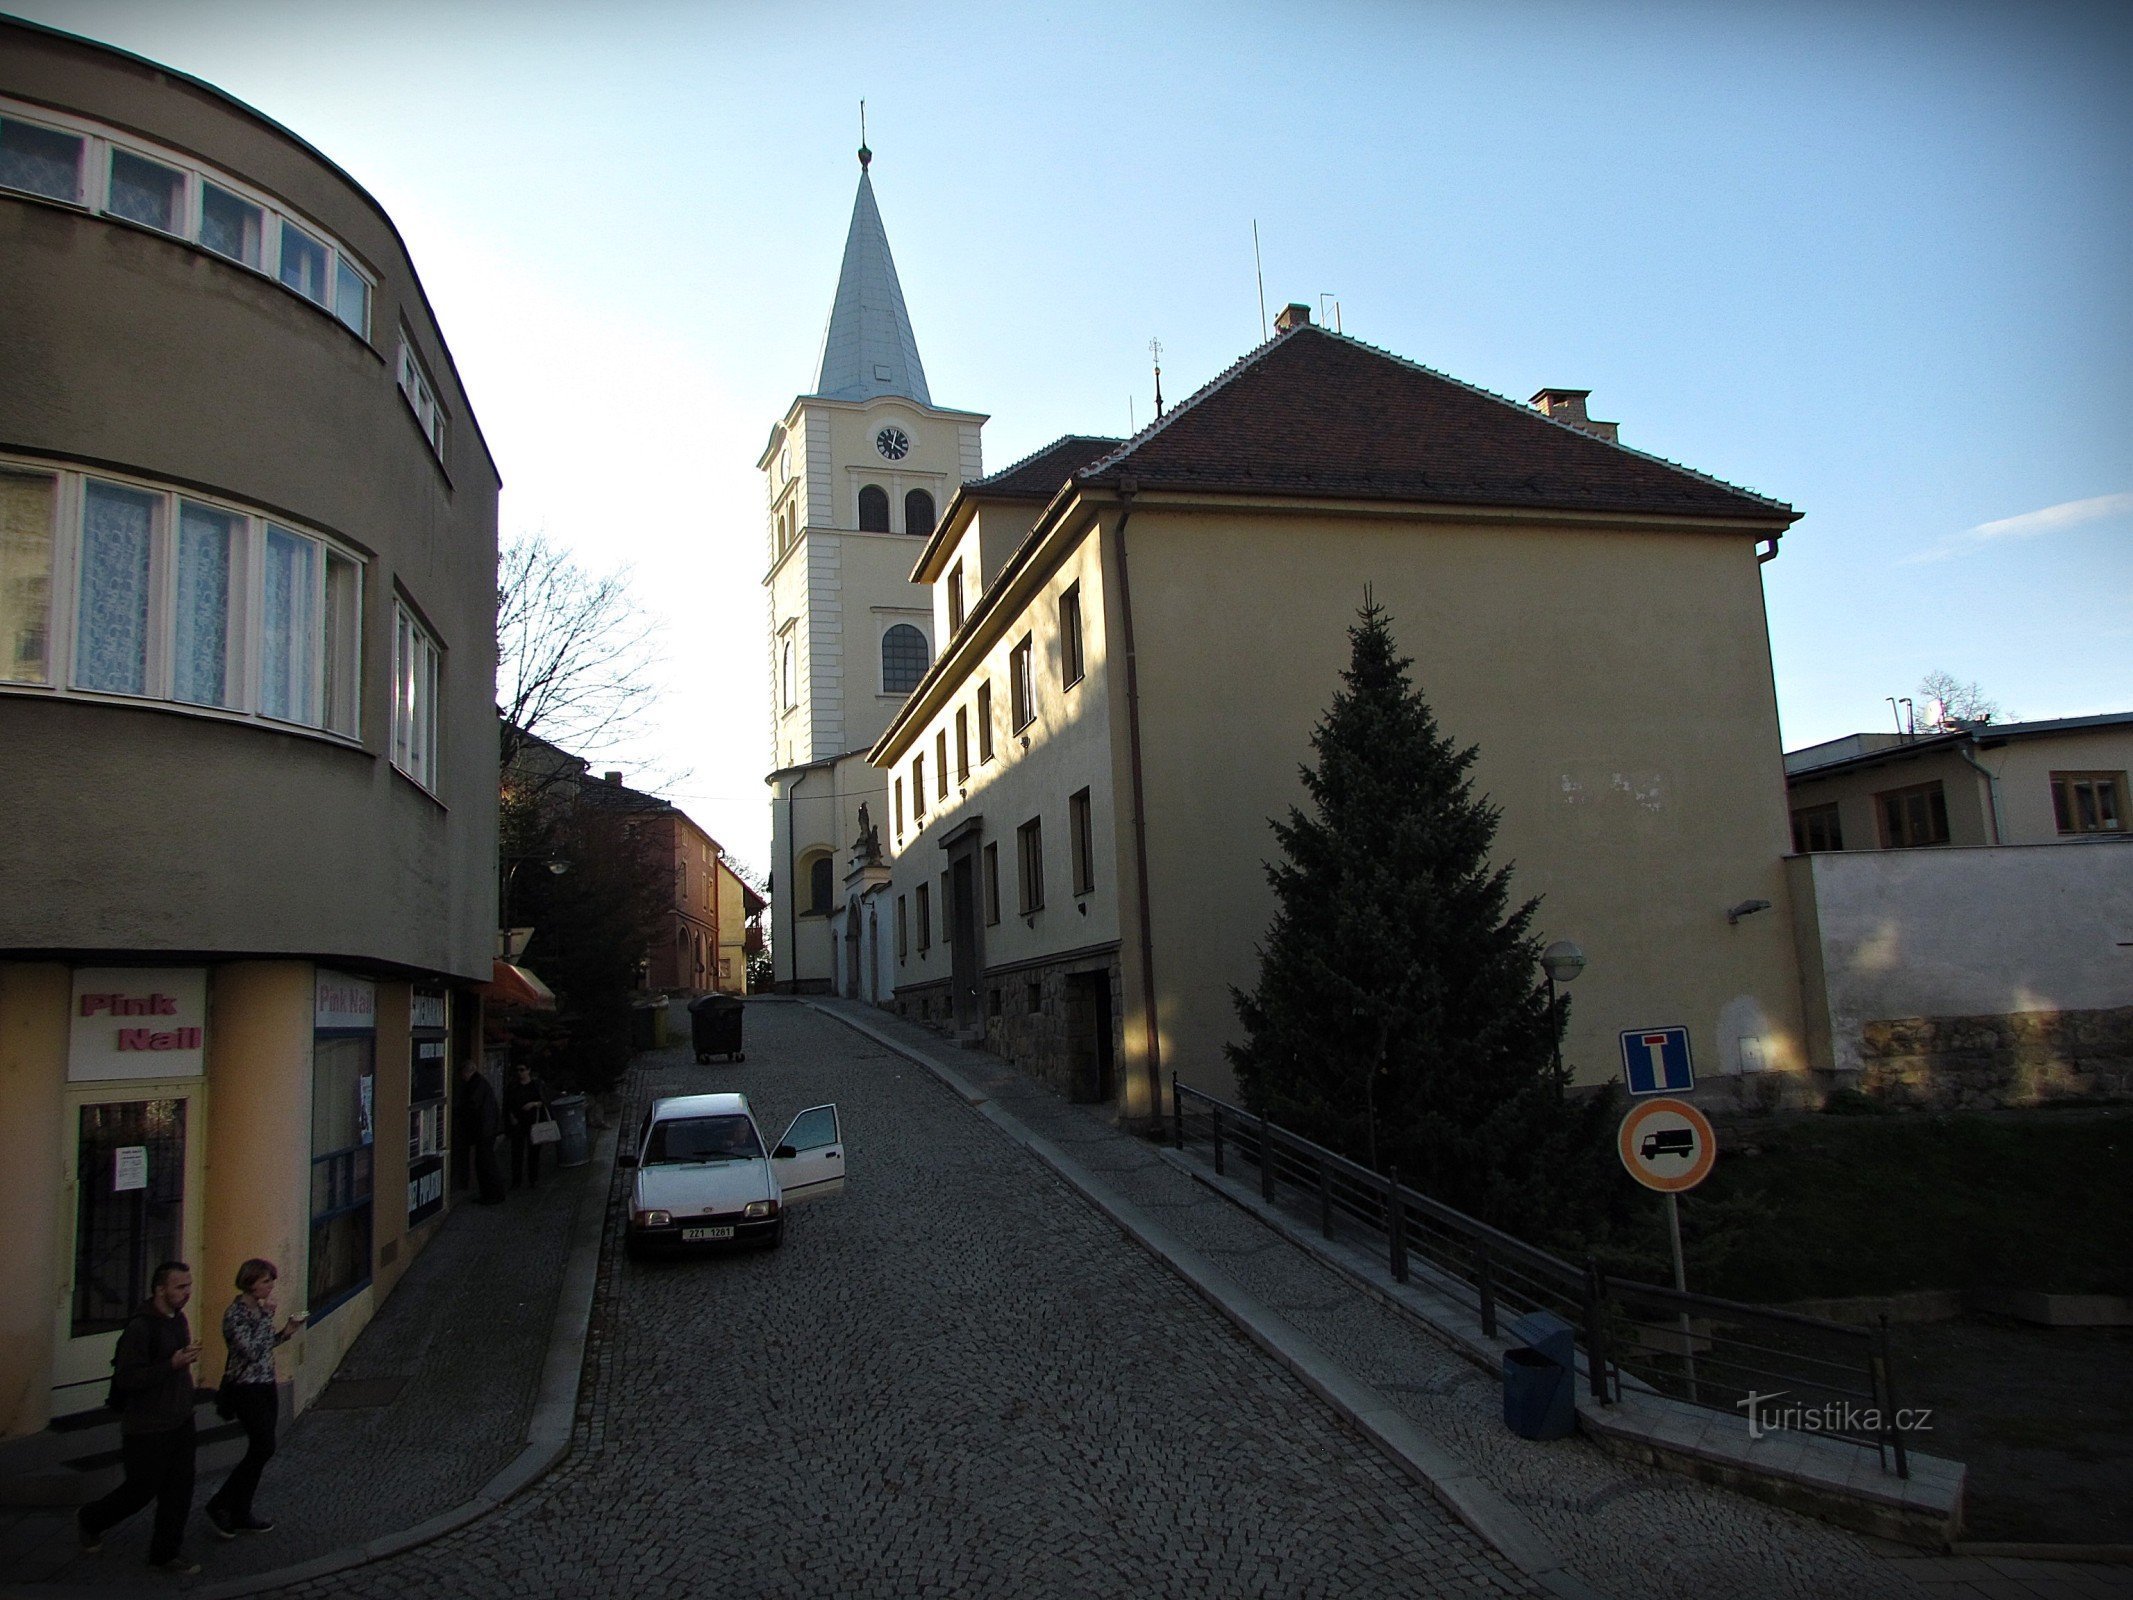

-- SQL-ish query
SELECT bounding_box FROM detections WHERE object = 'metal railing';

[1172,1078,1910,1477]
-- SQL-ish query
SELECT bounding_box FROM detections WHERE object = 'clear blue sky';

[14,0,2130,872]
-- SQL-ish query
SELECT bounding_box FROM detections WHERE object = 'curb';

[806,1000,1610,1600]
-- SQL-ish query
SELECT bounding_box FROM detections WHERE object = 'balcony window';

[107,148,185,233]
[0,468,55,684]
[200,181,263,268]
[0,115,82,201]
[279,218,331,305]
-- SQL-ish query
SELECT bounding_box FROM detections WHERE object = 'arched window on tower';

[807,853,834,915]
[905,489,935,539]
[858,485,890,532]
[881,623,929,694]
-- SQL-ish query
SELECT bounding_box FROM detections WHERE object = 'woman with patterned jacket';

[204,1259,302,1540]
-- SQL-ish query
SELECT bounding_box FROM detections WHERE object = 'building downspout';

[1954,741,2003,845]
[1110,481,1164,1123]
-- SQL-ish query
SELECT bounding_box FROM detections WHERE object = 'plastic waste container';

[549,1092,590,1169]
[688,994,745,1063]
[1502,1309,1577,1440]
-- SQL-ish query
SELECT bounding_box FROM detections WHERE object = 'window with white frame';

[0,100,374,338]
[396,339,448,462]
[1,455,362,736]
[1010,635,1035,731]
[392,602,442,792]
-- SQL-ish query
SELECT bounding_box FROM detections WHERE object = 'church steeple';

[813,148,932,406]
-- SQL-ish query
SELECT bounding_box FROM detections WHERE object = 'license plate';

[681,1225,734,1242]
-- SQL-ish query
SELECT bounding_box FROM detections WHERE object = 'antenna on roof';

[1150,337,1164,418]
[1320,292,1341,334]
[1253,221,1268,342]
[1129,396,1136,433]
[858,100,871,170]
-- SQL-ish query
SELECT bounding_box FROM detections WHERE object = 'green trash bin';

[549,1092,590,1168]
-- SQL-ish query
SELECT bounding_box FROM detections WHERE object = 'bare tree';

[497,532,661,774]
[1916,670,2005,733]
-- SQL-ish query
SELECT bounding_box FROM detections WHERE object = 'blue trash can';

[549,1092,590,1169]
[1502,1309,1577,1440]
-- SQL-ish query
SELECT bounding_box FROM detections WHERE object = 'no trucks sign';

[1617,1097,1717,1194]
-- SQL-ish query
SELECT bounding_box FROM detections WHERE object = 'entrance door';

[1065,972,1117,1104]
[52,1091,201,1415]
[949,853,981,1040]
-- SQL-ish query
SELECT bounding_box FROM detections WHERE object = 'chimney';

[603,770,623,785]
[1530,388,1619,444]
[1273,302,1312,333]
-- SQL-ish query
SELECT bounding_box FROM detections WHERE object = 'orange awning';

[483,959,556,1012]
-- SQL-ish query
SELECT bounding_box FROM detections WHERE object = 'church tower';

[763,143,986,990]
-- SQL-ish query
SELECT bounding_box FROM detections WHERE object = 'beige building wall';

[1979,727,2133,844]
[0,964,70,1439]
[1788,750,1993,850]
[1123,504,1808,1103]
[881,519,1120,995]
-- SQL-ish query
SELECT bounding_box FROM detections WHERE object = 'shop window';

[310,1024,376,1317]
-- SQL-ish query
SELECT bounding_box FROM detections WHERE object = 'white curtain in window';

[77,481,156,695]
[0,469,55,684]
[261,525,317,722]
[174,501,236,707]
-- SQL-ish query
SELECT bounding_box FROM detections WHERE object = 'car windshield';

[645,1114,762,1164]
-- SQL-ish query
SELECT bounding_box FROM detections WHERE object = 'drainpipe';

[1953,740,2003,845]
[1111,480,1164,1123]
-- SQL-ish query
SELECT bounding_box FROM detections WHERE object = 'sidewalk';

[0,1118,613,1599]
[808,997,2133,1600]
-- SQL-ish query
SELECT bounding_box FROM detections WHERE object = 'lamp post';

[500,857,569,958]
[1539,939,1586,1087]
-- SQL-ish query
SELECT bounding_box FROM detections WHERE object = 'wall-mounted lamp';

[1726,899,1773,925]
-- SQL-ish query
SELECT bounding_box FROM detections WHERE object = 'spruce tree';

[1228,599,1614,1237]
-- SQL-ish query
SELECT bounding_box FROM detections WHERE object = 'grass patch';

[1655,1106,2133,1303]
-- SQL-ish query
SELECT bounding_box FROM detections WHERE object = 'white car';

[621,1092,843,1255]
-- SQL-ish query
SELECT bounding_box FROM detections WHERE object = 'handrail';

[1171,1077,1909,1475]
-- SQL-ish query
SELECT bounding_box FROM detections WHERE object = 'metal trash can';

[548,1092,591,1169]
[1502,1309,1577,1440]
[687,994,745,1063]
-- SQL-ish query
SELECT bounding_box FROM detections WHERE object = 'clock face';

[875,426,911,461]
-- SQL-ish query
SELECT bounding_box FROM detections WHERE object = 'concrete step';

[0,1396,250,1506]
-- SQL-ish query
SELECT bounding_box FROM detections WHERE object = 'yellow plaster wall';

[1128,508,1809,1098]
[0,964,69,1438]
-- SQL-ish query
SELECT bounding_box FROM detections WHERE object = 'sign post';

[1617,1096,1717,1401]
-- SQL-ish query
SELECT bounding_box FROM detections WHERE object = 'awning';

[482,959,556,1012]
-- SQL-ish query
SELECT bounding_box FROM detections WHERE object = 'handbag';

[527,1105,561,1147]
[214,1369,237,1421]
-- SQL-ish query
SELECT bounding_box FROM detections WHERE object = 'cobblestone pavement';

[804,1001,2133,1600]
[272,1001,1547,1600]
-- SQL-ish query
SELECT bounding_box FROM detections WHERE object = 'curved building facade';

[0,19,499,1439]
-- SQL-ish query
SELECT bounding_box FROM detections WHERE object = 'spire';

[812,148,931,406]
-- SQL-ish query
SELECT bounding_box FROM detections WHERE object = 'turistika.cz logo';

[1734,1391,1933,1440]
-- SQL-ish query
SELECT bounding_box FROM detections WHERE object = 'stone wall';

[981,954,1125,1102]
[1857,1004,2133,1110]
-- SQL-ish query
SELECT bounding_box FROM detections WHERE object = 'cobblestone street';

[277,1003,1544,1599]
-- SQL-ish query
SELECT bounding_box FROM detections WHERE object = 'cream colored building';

[871,305,1813,1121]
[762,146,985,989]
[1785,714,2132,851]
[0,21,497,1449]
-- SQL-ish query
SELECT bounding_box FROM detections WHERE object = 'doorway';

[948,851,983,1041]
[52,1090,202,1415]
[1065,971,1116,1104]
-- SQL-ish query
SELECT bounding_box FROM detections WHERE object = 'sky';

[12,0,2131,874]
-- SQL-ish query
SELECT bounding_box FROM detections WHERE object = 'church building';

[762,145,986,990]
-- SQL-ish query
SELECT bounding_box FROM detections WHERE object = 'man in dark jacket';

[454,1057,507,1203]
[77,1261,202,1574]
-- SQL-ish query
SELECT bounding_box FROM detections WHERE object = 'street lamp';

[500,857,569,958]
[1539,939,1586,1088]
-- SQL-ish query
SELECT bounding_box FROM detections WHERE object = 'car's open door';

[772,1104,843,1204]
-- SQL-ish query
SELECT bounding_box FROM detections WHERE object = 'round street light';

[1539,939,1586,1088]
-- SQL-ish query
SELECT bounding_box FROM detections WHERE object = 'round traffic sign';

[1617,1097,1717,1193]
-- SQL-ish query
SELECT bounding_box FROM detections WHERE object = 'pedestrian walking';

[454,1056,507,1203]
[203,1259,302,1540]
[77,1261,203,1575]
[504,1061,553,1188]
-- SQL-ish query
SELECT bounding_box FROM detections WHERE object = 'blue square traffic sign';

[1620,1027,1695,1096]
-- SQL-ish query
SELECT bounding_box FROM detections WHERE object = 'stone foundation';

[1854,1004,2133,1111]
[982,951,1125,1102]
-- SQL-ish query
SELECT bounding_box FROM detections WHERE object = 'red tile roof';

[1077,326,1795,524]
[970,434,1124,500]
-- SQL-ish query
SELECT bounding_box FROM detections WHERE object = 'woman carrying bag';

[504,1061,556,1189]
